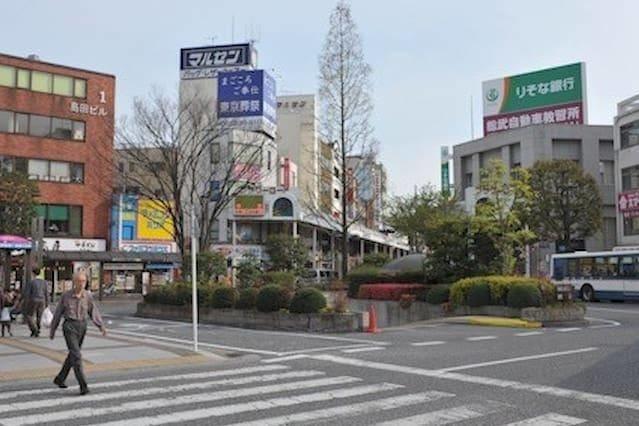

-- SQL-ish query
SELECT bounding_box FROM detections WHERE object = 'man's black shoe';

[53,378,67,389]
[80,387,90,396]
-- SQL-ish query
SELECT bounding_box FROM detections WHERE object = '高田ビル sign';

[482,63,587,135]
[218,69,277,137]
[180,43,254,80]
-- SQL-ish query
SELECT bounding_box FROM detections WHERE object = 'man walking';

[50,270,106,395]
[25,268,49,337]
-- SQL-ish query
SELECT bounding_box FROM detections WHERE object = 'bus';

[551,250,639,302]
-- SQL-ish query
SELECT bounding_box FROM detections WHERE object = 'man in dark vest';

[25,267,49,337]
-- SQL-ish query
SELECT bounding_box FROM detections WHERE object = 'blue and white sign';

[180,43,254,80]
[218,69,277,137]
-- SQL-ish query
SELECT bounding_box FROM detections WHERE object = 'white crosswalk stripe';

[0,364,596,426]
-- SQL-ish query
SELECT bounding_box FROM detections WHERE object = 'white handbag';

[0,307,10,322]
[41,307,53,328]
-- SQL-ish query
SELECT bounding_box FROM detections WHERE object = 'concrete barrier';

[136,303,364,333]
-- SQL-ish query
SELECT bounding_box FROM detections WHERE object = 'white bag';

[0,307,10,322]
[41,307,53,328]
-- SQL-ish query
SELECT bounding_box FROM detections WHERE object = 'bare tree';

[115,89,270,272]
[319,0,375,277]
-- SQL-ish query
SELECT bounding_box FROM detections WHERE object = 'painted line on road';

[0,365,289,401]
[587,306,639,315]
[435,347,598,373]
[411,341,446,347]
[556,328,581,333]
[225,391,455,426]
[310,354,639,413]
[86,383,404,426]
[374,401,509,426]
[514,331,544,337]
[262,355,309,363]
[466,336,497,341]
[0,370,328,414]
[342,346,386,354]
[585,317,621,329]
[281,344,378,355]
[0,376,366,426]
[504,412,587,425]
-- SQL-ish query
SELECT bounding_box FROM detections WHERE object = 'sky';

[3,0,639,195]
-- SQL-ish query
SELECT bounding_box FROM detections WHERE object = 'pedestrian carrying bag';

[41,307,53,328]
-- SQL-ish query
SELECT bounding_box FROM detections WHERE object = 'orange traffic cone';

[367,305,380,333]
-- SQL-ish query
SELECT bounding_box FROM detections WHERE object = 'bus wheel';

[581,284,594,302]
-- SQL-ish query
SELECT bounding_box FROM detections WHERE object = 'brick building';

[0,53,115,289]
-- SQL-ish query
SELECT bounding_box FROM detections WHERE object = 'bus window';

[594,257,606,277]
[553,258,567,279]
[621,257,635,277]
[608,256,619,277]
[579,257,593,278]
[568,258,579,278]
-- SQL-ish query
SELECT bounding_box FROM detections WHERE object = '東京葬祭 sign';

[482,63,587,135]
[137,199,174,240]
[217,69,277,138]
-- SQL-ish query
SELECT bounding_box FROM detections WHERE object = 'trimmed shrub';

[357,284,426,301]
[144,281,191,306]
[507,283,542,309]
[450,276,555,308]
[425,284,450,305]
[362,252,391,267]
[538,278,557,306]
[394,270,426,284]
[345,265,386,297]
[256,284,287,312]
[289,288,327,314]
[210,286,237,309]
[197,283,217,307]
[235,287,259,310]
[466,282,491,307]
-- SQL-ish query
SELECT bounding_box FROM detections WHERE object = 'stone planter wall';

[348,299,446,328]
[136,303,363,333]
[521,304,586,325]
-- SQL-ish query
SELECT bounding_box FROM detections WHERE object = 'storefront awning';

[44,251,181,264]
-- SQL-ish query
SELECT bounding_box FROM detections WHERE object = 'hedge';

[289,288,327,314]
[424,284,450,305]
[357,284,426,301]
[466,282,491,307]
[144,282,191,306]
[346,266,426,297]
[450,276,556,308]
[256,284,288,312]
[210,286,237,309]
[236,287,259,310]
[507,283,542,309]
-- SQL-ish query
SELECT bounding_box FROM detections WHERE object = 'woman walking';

[0,287,13,337]
[49,270,107,395]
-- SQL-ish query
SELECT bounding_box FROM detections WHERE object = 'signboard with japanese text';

[43,238,106,252]
[180,43,254,80]
[234,195,265,216]
[482,63,587,135]
[217,69,277,137]
[618,190,639,218]
[120,241,177,253]
[137,199,174,240]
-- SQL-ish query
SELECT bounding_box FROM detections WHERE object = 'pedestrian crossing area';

[0,364,591,425]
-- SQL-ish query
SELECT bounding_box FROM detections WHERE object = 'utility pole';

[191,207,199,353]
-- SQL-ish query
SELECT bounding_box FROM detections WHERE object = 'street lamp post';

[191,207,199,353]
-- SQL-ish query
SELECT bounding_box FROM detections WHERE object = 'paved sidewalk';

[0,320,225,381]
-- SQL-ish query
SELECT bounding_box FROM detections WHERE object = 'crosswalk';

[0,364,591,426]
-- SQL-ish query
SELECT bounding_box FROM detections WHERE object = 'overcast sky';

[3,0,638,195]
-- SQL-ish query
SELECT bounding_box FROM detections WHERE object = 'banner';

[234,195,265,216]
[137,199,174,240]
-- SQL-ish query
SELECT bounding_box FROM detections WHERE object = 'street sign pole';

[191,208,199,353]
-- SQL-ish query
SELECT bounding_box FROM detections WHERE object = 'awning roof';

[43,251,181,263]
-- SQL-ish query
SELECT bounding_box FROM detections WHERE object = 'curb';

[445,316,542,329]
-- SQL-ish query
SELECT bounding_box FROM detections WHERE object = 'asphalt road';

[3,301,639,425]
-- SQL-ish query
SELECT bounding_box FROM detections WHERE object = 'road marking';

[411,341,446,346]
[585,317,621,329]
[262,355,309,363]
[466,335,497,341]
[587,307,639,315]
[282,344,378,355]
[0,370,327,414]
[375,401,508,425]
[0,376,365,426]
[0,364,289,401]
[342,346,386,353]
[504,412,587,425]
[224,391,455,426]
[436,347,598,372]
[311,354,639,412]
[556,328,581,333]
[89,383,404,426]
[104,328,282,356]
[515,331,544,337]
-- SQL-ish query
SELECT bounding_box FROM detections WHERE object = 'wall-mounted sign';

[218,69,276,137]
[137,199,174,240]
[234,195,265,216]
[43,238,106,252]
[103,263,144,271]
[180,43,254,80]
[69,101,108,117]
[619,190,639,218]
[119,241,177,253]
[482,63,587,135]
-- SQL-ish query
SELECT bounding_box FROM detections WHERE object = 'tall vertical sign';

[441,146,451,195]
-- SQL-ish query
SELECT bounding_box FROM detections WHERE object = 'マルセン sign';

[180,43,254,79]
[482,62,587,135]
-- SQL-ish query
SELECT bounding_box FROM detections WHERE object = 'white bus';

[551,250,639,302]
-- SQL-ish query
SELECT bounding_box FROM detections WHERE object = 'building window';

[16,69,30,89]
[622,165,639,191]
[0,110,13,133]
[273,198,293,217]
[0,65,15,87]
[464,172,473,188]
[0,109,85,141]
[72,121,85,140]
[53,74,73,96]
[31,71,52,93]
[29,115,51,137]
[621,121,639,149]
[624,216,639,236]
[19,157,84,183]
[599,160,614,185]
[74,79,87,98]
[210,142,220,164]
[15,113,28,134]
[36,204,83,236]
[28,159,49,180]
[51,118,73,139]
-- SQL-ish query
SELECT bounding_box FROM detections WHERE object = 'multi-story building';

[453,123,616,274]
[0,52,115,290]
[614,94,639,246]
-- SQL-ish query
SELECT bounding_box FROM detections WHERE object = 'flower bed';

[357,283,426,301]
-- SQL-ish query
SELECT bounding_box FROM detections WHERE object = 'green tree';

[474,159,534,274]
[362,252,390,267]
[264,234,309,275]
[185,251,227,283]
[0,170,39,235]
[236,255,262,290]
[528,159,602,252]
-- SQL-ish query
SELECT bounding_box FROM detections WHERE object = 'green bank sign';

[482,63,587,134]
